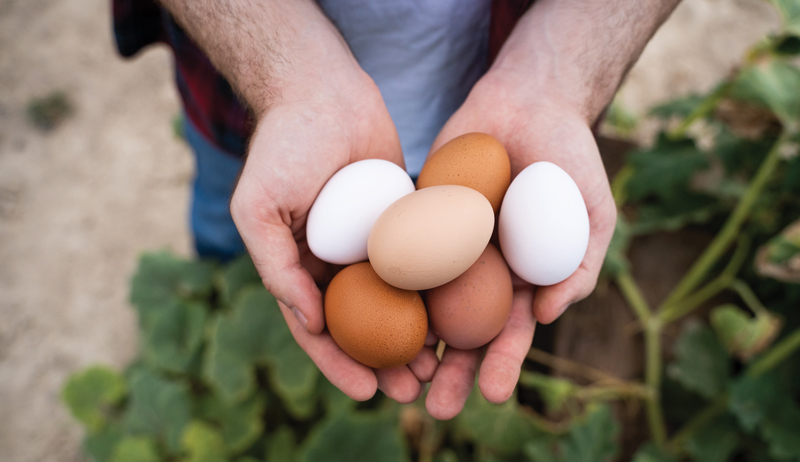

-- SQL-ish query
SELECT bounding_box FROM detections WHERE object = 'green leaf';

[84,423,125,462]
[626,135,708,202]
[318,376,356,415]
[143,299,208,374]
[728,373,782,433]
[432,449,460,462]
[685,415,740,462]
[768,0,800,36]
[601,216,631,276]
[130,252,216,326]
[62,366,126,432]
[760,402,800,459]
[181,421,228,462]
[649,94,705,119]
[630,192,718,235]
[712,129,775,176]
[199,393,265,454]
[123,369,192,454]
[522,439,559,462]
[266,426,298,462]
[300,411,409,462]
[109,437,160,462]
[218,255,261,307]
[204,287,319,418]
[732,60,800,126]
[631,442,678,462]
[518,372,578,414]
[667,321,731,399]
[454,386,545,456]
[558,404,620,462]
[710,304,782,362]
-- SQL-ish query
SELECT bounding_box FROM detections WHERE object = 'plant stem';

[615,270,667,446]
[611,164,635,206]
[644,318,667,447]
[660,134,786,310]
[669,395,728,449]
[746,327,800,377]
[616,271,652,322]
[729,279,769,316]
[526,348,621,384]
[576,383,652,402]
[658,235,751,323]
[668,82,731,140]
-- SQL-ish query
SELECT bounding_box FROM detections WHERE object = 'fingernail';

[292,307,308,329]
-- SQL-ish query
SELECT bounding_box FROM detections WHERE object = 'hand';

[424,70,617,420]
[230,75,439,404]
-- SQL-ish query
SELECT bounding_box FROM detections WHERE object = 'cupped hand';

[424,71,617,420]
[230,76,439,404]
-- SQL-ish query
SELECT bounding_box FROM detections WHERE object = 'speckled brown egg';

[324,262,428,369]
[426,243,513,350]
[416,133,511,213]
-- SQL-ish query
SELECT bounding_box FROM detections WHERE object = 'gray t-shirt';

[318,0,492,177]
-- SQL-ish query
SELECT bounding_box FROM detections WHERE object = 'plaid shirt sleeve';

[111,0,532,160]
[112,0,252,158]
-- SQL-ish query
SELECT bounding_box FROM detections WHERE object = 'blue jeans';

[183,117,246,262]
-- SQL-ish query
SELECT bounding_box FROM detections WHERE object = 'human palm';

[424,73,617,419]
[231,90,439,403]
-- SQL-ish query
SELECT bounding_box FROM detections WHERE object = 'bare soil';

[0,0,778,460]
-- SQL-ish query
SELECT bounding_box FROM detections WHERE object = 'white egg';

[498,162,589,286]
[307,159,415,265]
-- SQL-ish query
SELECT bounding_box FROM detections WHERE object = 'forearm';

[158,0,361,117]
[491,0,681,122]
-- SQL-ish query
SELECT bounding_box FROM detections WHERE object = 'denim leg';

[182,117,247,262]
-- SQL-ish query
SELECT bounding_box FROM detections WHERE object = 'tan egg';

[368,185,494,291]
[416,132,511,213]
[426,243,513,350]
[324,262,427,369]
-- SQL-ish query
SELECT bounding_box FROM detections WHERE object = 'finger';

[478,287,536,403]
[375,367,423,404]
[425,328,439,346]
[408,346,439,383]
[231,180,325,334]
[278,301,377,401]
[426,348,481,420]
[533,194,616,324]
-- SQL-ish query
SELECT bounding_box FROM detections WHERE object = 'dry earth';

[0,0,779,461]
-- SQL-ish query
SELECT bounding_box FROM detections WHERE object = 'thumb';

[230,183,325,335]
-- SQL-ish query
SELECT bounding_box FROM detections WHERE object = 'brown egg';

[324,262,428,369]
[368,185,495,291]
[426,243,513,350]
[416,133,511,213]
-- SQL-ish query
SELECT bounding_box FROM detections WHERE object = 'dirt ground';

[0,0,778,461]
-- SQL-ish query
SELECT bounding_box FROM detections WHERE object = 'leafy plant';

[64,0,800,460]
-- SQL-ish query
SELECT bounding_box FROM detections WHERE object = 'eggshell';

[324,262,427,369]
[307,159,415,265]
[416,133,511,213]
[368,185,495,290]
[426,243,513,350]
[499,162,589,286]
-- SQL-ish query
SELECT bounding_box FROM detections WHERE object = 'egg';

[426,243,513,350]
[324,262,428,369]
[499,162,589,286]
[307,159,415,265]
[416,133,510,213]
[368,185,495,290]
